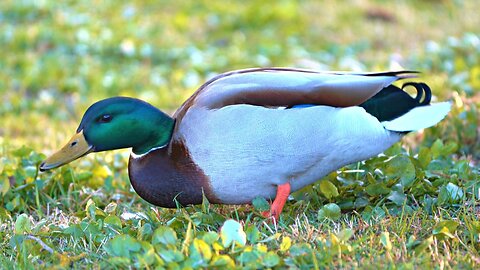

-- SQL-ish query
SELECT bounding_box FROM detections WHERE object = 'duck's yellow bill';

[40,130,93,171]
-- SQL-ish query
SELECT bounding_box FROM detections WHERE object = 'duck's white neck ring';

[130,145,166,159]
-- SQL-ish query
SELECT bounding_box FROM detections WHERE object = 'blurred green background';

[1,0,478,151]
[1,0,479,268]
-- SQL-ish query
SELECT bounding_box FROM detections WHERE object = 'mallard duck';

[40,68,450,220]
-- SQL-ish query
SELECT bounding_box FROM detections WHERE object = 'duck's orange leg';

[262,182,291,221]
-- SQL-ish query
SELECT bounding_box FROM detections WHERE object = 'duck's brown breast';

[128,140,217,208]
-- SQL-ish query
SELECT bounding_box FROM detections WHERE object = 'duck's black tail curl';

[359,82,432,122]
[402,82,431,105]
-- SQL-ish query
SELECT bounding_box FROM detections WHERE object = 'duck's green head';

[40,97,174,171]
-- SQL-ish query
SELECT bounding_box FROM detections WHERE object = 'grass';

[1,0,479,268]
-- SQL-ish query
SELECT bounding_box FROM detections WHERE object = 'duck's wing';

[174,68,417,119]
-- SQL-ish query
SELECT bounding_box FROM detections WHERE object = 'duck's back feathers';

[174,68,417,119]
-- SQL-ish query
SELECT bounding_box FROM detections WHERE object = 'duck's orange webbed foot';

[261,182,291,222]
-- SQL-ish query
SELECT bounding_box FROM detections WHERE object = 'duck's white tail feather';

[382,102,451,132]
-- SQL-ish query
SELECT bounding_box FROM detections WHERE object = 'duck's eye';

[98,114,112,123]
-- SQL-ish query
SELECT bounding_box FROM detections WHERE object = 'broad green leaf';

[245,224,261,244]
[137,241,159,267]
[337,199,354,210]
[211,255,235,267]
[387,190,406,206]
[189,238,212,263]
[201,231,219,245]
[384,143,402,156]
[445,182,464,201]
[237,249,262,267]
[156,248,184,263]
[252,197,270,211]
[318,203,341,220]
[104,216,122,229]
[290,243,313,257]
[106,234,141,257]
[453,160,472,180]
[354,197,369,208]
[365,182,390,196]
[15,213,31,234]
[262,251,280,268]
[106,257,130,267]
[442,141,458,156]
[433,220,459,239]
[220,219,246,247]
[427,159,449,171]
[140,223,153,240]
[319,180,339,199]
[438,182,465,204]
[384,155,416,188]
[418,147,432,168]
[64,224,84,238]
[84,221,105,243]
[152,226,177,246]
